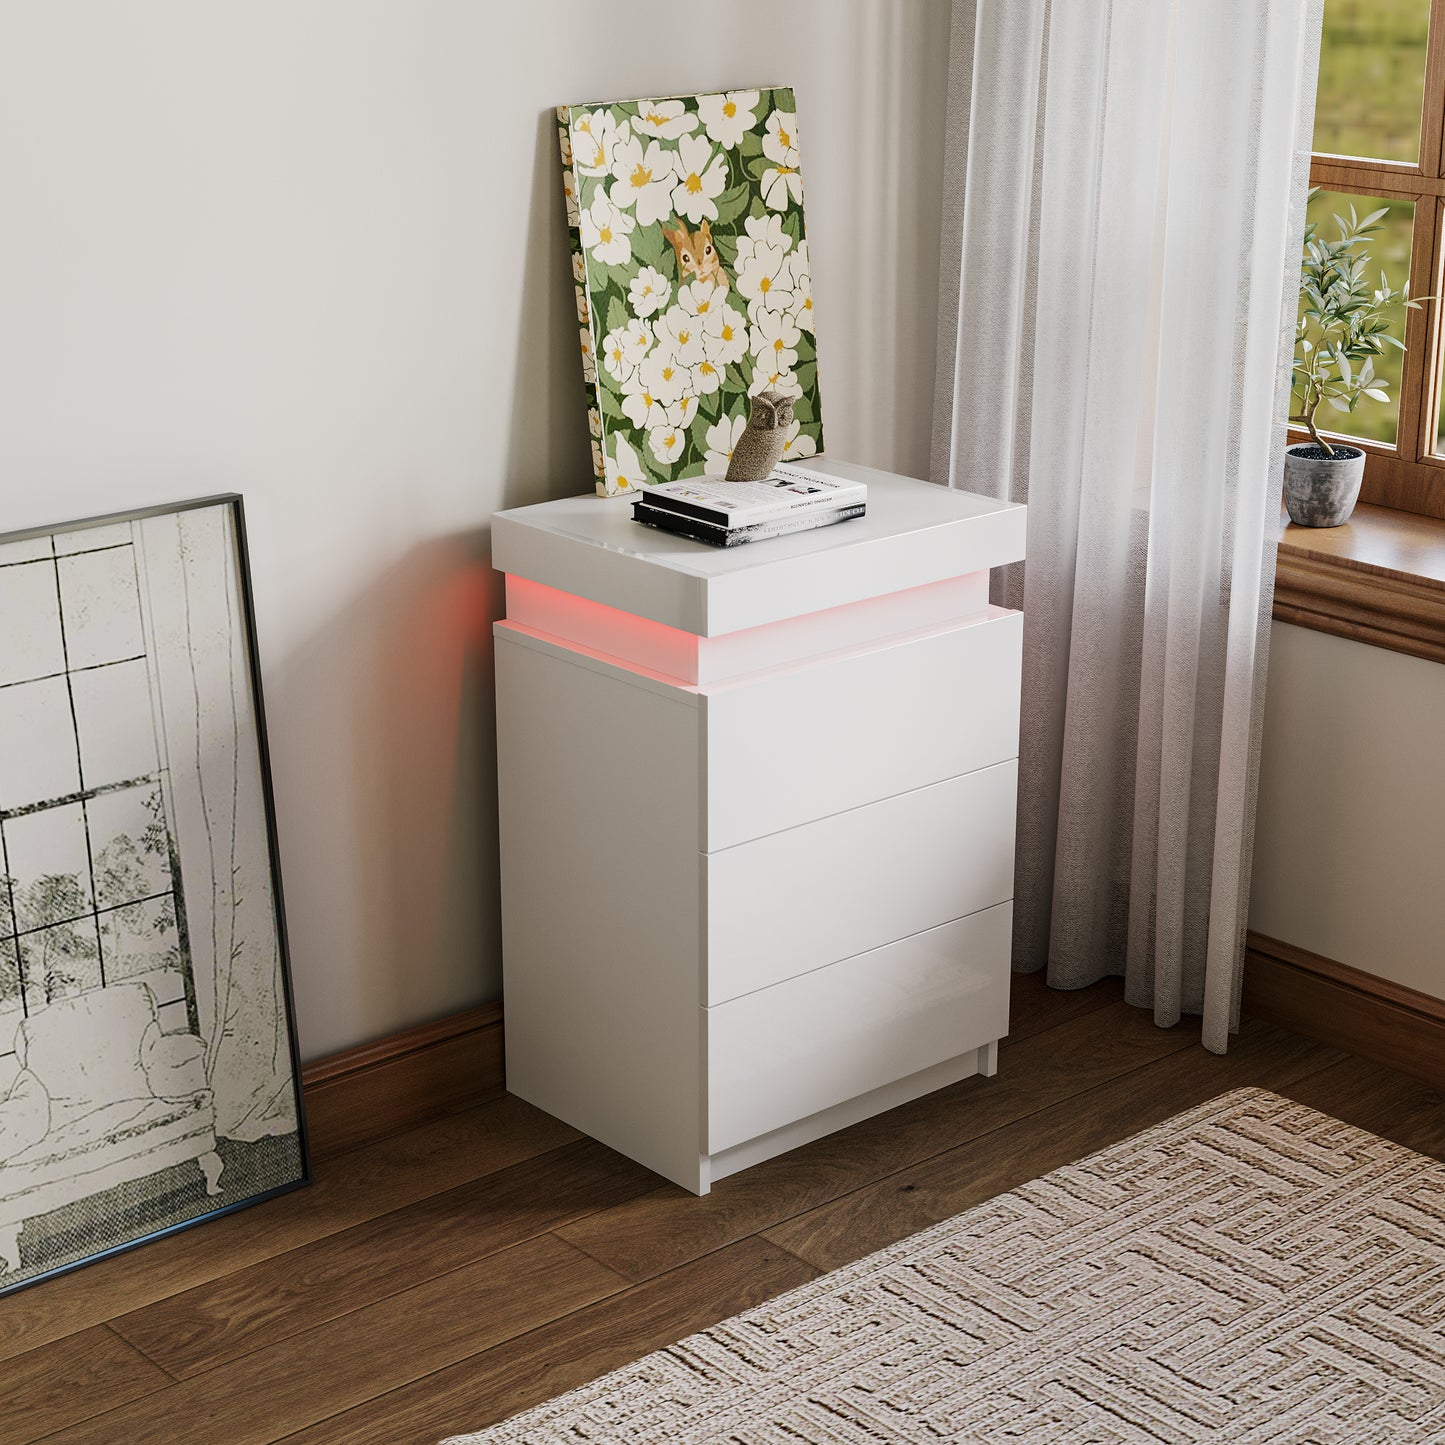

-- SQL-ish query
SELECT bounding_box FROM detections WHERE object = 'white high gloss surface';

[492,460,1026,636]
[703,607,1022,849]
[705,761,1019,1005]
[495,460,1024,1194]
[706,905,1014,1154]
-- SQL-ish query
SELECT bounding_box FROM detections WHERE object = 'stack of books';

[632,465,867,547]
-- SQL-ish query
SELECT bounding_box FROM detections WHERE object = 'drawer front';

[705,761,1018,1005]
[706,905,1011,1153]
[703,610,1021,850]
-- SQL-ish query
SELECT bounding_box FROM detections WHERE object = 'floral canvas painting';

[558,87,824,496]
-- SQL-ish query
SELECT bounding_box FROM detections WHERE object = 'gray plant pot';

[1282,442,1365,528]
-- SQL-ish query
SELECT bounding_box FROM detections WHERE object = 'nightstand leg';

[976,1040,999,1078]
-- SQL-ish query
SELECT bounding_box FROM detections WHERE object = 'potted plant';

[1287,194,1422,527]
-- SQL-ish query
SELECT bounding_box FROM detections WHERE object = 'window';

[0,525,195,1073]
[1305,0,1445,518]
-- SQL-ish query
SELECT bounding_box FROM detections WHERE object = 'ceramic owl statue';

[725,391,795,481]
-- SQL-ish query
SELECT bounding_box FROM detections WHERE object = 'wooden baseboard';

[300,1000,505,1161]
[1244,932,1445,1089]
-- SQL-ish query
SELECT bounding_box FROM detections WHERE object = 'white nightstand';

[492,459,1026,1194]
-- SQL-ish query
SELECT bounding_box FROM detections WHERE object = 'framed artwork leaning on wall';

[0,494,308,1295]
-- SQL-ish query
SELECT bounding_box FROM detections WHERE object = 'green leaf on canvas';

[616,260,642,290]
[713,183,752,226]
[606,293,630,336]
[631,223,665,268]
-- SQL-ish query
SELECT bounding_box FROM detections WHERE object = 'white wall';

[0,1,952,1058]
[1250,621,1445,1003]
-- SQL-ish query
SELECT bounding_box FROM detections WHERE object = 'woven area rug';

[444,1088,1445,1443]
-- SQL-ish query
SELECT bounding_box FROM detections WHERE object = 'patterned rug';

[444,1088,1445,1443]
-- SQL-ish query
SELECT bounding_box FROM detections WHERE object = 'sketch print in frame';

[0,495,307,1294]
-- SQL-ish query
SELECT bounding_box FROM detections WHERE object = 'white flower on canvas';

[667,396,698,428]
[737,212,789,258]
[697,90,761,149]
[562,168,580,226]
[600,327,637,384]
[761,161,804,212]
[785,242,815,333]
[609,128,678,227]
[631,99,699,140]
[591,439,604,475]
[762,108,801,167]
[780,418,816,460]
[675,279,724,322]
[579,189,634,266]
[607,433,648,492]
[656,305,706,368]
[620,316,652,365]
[629,266,671,318]
[670,134,728,225]
[760,108,803,211]
[572,109,620,177]
[690,357,723,397]
[558,120,574,167]
[571,252,587,286]
[574,286,589,325]
[735,217,793,319]
[704,413,747,474]
[588,407,602,438]
[750,308,801,377]
[750,365,802,399]
[620,386,663,431]
[579,327,597,384]
[639,349,690,407]
[702,299,749,366]
[648,423,687,465]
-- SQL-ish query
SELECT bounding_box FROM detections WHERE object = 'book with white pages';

[632,498,865,547]
[641,465,867,529]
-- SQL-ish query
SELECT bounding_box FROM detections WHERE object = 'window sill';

[1273,502,1445,665]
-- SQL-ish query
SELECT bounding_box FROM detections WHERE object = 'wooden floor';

[4,973,1443,1444]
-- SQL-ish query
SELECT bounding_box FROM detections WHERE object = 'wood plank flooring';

[3,973,1441,1444]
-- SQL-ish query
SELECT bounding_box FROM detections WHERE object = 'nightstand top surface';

[492,459,1025,636]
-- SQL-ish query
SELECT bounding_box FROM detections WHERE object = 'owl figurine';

[725,390,794,481]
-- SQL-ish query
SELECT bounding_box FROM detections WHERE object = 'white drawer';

[702,609,1021,849]
[705,761,1017,1005]
[705,904,1012,1153]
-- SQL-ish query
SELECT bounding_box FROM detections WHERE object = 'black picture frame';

[0,494,309,1297]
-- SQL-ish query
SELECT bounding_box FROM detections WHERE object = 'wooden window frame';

[1299,3,1445,520]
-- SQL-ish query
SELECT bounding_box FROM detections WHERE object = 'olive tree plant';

[1291,193,1422,456]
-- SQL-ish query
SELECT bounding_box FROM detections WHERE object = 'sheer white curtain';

[932,0,1323,1050]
